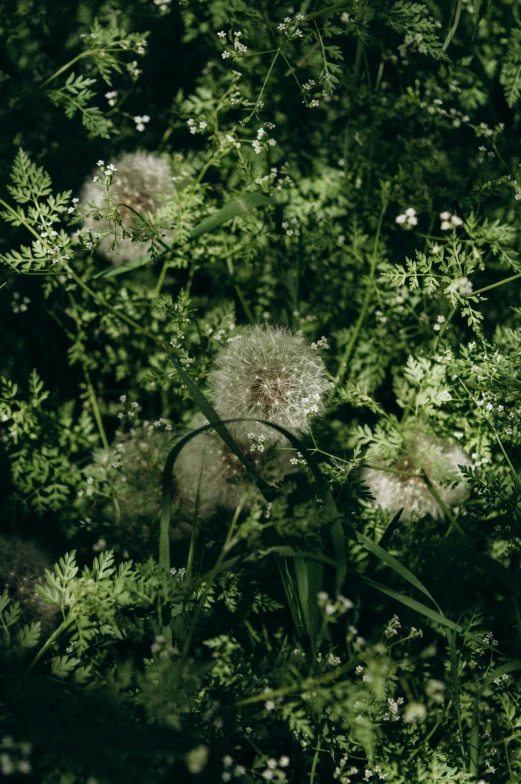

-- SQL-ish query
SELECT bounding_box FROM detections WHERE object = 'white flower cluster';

[208,325,331,444]
[187,118,208,135]
[80,151,174,263]
[395,207,418,226]
[105,90,118,107]
[362,432,469,520]
[445,276,473,297]
[218,30,248,59]
[252,127,277,155]
[133,114,150,132]
[277,13,305,38]
[153,0,171,14]
[440,211,463,230]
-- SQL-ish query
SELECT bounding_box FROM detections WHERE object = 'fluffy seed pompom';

[208,325,331,444]
[80,151,173,263]
[0,535,58,633]
[362,432,469,521]
[174,418,295,519]
[88,422,191,553]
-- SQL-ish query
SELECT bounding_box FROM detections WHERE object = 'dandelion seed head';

[80,151,174,263]
[209,325,331,443]
[362,431,469,520]
[0,535,58,633]
[174,415,295,519]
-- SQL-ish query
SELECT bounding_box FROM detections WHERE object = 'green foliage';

[1,0,521,781]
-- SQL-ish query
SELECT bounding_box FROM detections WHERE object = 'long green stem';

[309,736,321,784]
[41,48,130,88]
[84,367,109,450]
[28,616,74,671]
[421,470,465,536]
[154,256,170,297]
[226,256,253,323]
[470,271,521,297]
[337,198,388,381]
[179,502,243,662]
[442,0,463,51]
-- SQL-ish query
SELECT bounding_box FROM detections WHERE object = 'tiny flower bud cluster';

[439,211,463,231]
[252,127,277,155]
[395,207,418,226]
[153,0,171,14]
[133,114,150,132]
[105,90,118,107]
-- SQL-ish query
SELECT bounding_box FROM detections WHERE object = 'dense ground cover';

[1,0,521,781]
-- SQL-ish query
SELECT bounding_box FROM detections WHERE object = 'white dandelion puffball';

[80,151,173,263]
[174,419,295,519]
[208,325,331,444]
[362,433,469,521]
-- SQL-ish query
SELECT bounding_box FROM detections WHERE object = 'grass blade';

[190,193,273,239]
[357,532,441,610]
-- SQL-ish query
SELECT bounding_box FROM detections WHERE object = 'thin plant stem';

[432,304,457,353]
[421,469,465,536]
[225,256,253,323]
[41,48,127,88]
[442,0,463,51]
[309,736,321,784]
[84,367,109,450]
[337,197,388,380]
[154,256,170,297]
[470,271,521,297]
[179,500,244,662]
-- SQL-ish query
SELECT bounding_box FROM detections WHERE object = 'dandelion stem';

[179,502,243,662]
[154,256,170,297]
[421,470,465,535]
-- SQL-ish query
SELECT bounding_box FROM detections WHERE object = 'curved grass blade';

[361,575,461,631]
[189,193,273,240]
[93,256,150,279]
[357,532,441,611]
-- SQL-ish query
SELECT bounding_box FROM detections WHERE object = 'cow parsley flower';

[208,325,331,444]
[80,151,174,263]
[174,417,294,519]
[362,432,469,520]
